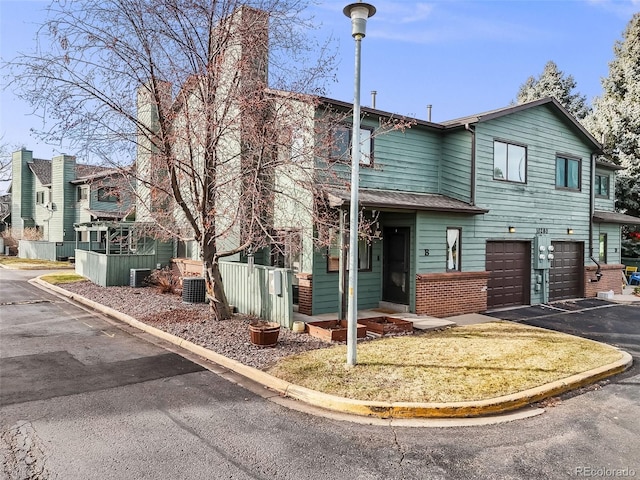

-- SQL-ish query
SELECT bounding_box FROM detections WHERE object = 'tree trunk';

[203,256,232,320]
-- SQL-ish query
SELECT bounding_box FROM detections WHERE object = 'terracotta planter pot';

[248,321,281,347]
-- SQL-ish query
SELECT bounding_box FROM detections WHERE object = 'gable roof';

[26,158,117,187]
[27,159,53,185]
[317,96,443,131]
[441,97,602,152]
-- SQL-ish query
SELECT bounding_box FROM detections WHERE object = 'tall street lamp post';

[343,2,376,367]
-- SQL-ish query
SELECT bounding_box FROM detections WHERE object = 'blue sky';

[1,0,638,174]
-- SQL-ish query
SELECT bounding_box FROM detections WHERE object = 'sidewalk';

[30,276,633,424]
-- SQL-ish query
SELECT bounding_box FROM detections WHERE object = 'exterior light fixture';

[344,1,376,367]
[567,228,574,235]
[508,226,516,234]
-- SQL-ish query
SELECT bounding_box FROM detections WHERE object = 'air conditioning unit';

[130,268,151,287]
[183,277,206,303]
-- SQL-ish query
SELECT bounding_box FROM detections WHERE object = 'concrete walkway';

[30,276,633,423]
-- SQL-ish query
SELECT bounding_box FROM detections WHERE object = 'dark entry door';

[383,227,410,305]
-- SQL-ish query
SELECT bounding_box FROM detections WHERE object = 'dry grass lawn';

[267,321,623,403]
[39,273,87,285]
[0,257,74,270]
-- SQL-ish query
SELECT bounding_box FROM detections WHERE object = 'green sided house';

[158,94,638,319]
[132,6,638,320]
[283,96,636,319]
[10,148,134,260]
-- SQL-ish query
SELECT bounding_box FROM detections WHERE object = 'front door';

[383,227,410,304]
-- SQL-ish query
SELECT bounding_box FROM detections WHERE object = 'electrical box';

[269,270,283,296]
[534,234,552,270]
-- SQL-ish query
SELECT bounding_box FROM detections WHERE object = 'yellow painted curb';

[32,276,633,419]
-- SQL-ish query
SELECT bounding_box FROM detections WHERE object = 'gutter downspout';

[589,152,602,282]
[464,124,476,205]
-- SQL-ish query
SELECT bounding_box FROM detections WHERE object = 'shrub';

[146,266,180,294]
[22,227,44,241]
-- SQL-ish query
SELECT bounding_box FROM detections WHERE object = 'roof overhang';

[593,211,640,225]
[326,188,488,214]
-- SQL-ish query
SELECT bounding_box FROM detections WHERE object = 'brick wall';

[584,263,624,297]
[416,271,489,318]
[296,273,312,316]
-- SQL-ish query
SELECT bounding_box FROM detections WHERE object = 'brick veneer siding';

[416,271,490,318]
[584,263,624,297]
[296,273,313,316]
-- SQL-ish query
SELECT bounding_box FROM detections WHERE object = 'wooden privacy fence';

[219,261,293,329]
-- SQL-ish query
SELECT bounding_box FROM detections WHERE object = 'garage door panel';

[550,242,583,301]
[486,241,531,309]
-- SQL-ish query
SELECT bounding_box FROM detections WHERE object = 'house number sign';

[536,228,549,234]
[423,249,430,256]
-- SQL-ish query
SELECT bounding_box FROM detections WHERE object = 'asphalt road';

[1,268,639,480]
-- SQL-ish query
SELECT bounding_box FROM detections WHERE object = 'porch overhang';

[326,188,488,215]
[593,211,640,225]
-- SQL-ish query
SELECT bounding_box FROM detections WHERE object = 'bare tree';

[0,140,14,186]
[4,0,358,320]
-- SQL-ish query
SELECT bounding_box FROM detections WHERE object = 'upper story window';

[36,191,45,205]
[556,156,581,190]
[77,186,89,201]
[97,187,119,203]
[331,124,374,166]
[493,140,526,183]
[595,174,610,197]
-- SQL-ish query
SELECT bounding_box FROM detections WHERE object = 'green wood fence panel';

[219,261,293,328]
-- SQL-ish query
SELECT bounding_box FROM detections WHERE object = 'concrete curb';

[32,277,633,419]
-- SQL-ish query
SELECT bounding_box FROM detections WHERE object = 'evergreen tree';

[585,13,640,218]
[516,60,590,120]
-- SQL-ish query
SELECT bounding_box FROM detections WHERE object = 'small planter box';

[359,317,414,336]
[306,320,367,342]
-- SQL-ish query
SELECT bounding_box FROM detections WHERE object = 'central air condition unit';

[130,268,151,287]
[182,277,206,303]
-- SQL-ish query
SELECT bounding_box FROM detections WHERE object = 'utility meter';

[534,234,552,269]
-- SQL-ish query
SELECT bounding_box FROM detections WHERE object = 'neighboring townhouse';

[134,6,639,319]
[11,148,132,245]
[0,192,10,232]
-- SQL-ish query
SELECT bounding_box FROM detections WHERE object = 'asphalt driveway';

[486,299,640,377]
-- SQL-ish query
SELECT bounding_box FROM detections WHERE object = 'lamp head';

[344,2,376,38]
